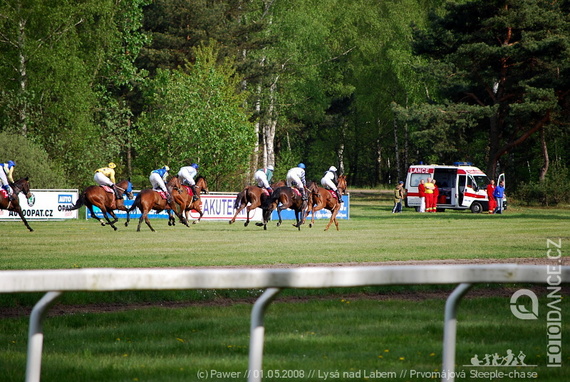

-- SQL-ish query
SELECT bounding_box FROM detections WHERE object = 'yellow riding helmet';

[108,162,117,169]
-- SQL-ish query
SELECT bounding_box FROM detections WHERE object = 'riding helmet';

[329,166,337,172]
[163,165,170,171]
[108,162,116,169]
[7,160,15,167]
[191,163,199,169]
[298,163,306,169]
[267,165,274,171]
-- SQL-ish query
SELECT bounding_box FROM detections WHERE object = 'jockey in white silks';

[178,163,200,201]
[254,165,274,191]
[286,163,307,200]
[150,165,171,202]
[321,165,343,202]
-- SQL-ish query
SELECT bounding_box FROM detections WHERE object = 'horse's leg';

[229,201,245,225]
[86,203,107,227]
[324,203,341,231]
[14,207,34,232]
[276,207,284,227]
[143,211,155,232]
[100,208,118,231]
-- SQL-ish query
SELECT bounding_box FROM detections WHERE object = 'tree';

[134,43,256,190]
[399,0,570,179]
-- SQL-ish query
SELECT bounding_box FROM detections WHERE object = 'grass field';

[1,191,569,381]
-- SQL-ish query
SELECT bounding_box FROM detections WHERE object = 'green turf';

[1,193,568,269]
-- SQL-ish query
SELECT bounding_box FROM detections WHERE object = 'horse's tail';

[234,188,247,209]
[66,192,85,211]
[128,192,142,213]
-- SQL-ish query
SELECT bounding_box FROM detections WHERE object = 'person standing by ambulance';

[493,180,505,214]
[418,178,426,212]
[424,177,435,212]
[486,179,496,214]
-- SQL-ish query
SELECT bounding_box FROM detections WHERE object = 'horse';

[0,177,34,232]
[229,181,285,227]
[66,179,134,231]
[260,186,308,231]
[166,176,209,226]
[126,179,191,232]
[307,174,347,231]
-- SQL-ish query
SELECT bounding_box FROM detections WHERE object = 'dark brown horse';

[126,179,190,232]
[67,180,134,231]
[307,174,347,231]
[166,176,209,226]
[0,177,34,232]
[229,181,285,226]
[260,186,308,231]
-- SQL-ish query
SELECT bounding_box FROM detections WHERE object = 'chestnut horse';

[307,174,346,231]
[229,181,285,226]
[126,180,190,232]
[0,177,34,232]
[166,176,209,226]
[66,179,134,231]
[260,186,308,231]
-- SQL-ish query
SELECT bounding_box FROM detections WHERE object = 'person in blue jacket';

[493,180,505,214]
[150,166,171,202]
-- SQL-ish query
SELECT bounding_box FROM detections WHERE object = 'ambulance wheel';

[470,202,483,213]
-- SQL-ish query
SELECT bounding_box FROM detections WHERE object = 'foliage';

[514,161,570,206]
[0,132,69,188]
[399,0,570,179]
[134,43,256,190]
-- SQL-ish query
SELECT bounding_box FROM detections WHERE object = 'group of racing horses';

[2,174,346,232]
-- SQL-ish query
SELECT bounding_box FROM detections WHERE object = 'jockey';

[150,165,171,202]
[178,163,199,201]
[254,165,274,193]
[321,165,343,203]
[94,162,120,199]
[286,163,307,200]
[0,160,16,200]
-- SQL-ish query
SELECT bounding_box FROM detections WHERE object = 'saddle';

[0,189,8,199]
[154,190,168,200]
[327,189,338,199]
[292,188,302,198]
[182,185,194,196]
[101,185,114,194]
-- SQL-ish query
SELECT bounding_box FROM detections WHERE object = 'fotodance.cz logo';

[510,289,539,320]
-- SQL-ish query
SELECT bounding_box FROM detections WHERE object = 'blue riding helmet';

[298,163,306,169]
[191,163,199,169]
[7,160,16,168]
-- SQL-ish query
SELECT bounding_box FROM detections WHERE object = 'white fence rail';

[1,264,567,382]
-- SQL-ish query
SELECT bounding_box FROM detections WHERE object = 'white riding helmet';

[267,165,274,171]
[329,166,337,172]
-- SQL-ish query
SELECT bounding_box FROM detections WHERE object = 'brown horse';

[0,177,34,232]
[166,176,209,226]
[126,180,190,232]
[229,181,285,226]
[66,179,134,231]
[307,174,347,231]
[260,186,308,231]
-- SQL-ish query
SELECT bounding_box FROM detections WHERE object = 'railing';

[1,264,567,382]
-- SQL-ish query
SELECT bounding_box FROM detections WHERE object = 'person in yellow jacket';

[94,162,120,199]
[424,177,435,212]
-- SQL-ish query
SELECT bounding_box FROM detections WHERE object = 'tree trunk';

[538,127,549,181]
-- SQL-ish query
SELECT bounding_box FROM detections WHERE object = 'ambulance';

[404,163,505,213]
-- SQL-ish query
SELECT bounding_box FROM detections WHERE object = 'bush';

[0,132,70,189]
[514,161,570,206]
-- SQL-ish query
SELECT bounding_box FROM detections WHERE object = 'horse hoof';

[228,220,233,225]
[309,223,313,228]
[255,222,263,227]
[192,221,199,224]
[244,222,249,227]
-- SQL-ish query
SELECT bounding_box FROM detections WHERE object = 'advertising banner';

[87,193,349,221]
[0,190,79,220]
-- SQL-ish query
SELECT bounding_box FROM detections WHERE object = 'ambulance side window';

[410,174,428,187]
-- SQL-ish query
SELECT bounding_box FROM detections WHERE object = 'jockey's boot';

[191,185,199,202]
[301,188,308,201]
[112,184,121,199]
[167,192,173,204]
[9,193,16,202]
[336,189,343,203]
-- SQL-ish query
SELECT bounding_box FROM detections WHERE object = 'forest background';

[0,0,568,205]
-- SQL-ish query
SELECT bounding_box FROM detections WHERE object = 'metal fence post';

[442,283,472,382]
[248,288,281,382]
[26,291,62,382]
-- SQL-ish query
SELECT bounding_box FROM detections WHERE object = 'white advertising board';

[0,190,79,220]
